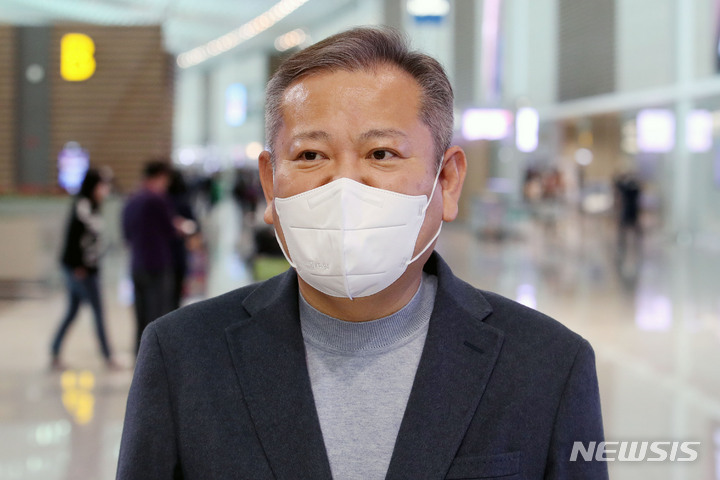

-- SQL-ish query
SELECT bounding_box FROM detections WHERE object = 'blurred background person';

[122,160,177,355]
[614,171,643,257]
[167,168,199,310]
[51,167,119,370]
[232,167,261,223]
[538,167,566,235]
[522,167,543,205]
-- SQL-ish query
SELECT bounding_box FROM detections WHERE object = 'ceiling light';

[177,0,311,68]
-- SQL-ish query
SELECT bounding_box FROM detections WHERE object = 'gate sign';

[61,33,96,82]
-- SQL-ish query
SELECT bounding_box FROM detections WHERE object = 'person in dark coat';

[117,28,607,480]
[167,169,198,310]
[51,168,118,370]
[122,160,178,355]
[615,172,642,256]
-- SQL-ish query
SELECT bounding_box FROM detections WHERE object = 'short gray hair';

[264,27,454,164]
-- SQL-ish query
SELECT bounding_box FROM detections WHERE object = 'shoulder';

[433,253,588,354]
[146,273,289,349]
[434,257,583,346]
[472,288,592,374]
[122,192,142,213]
[438,263,589,363]
[123,191,167,216]
[150,283,257,338]
[124,190,157,207]
[481,289,582,343]
[139,272,297,368]
[444,279,599,410]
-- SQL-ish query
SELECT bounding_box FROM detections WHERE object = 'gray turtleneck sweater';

[299,273,438,480]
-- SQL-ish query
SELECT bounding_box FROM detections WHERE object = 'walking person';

[51,168,119,370]
[614,172,642,257]
[167,169,198,310]
[122,160,178,355]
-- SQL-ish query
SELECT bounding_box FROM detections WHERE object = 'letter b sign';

[61,33,96,82]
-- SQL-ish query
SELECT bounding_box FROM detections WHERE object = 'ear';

[439,146,467,222]
[258,150,275,225]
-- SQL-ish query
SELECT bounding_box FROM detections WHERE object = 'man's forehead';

[282,81,309,106]
[271,65,429,151]
[280,65,417,102]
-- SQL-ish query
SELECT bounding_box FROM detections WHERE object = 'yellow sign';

[61,33,96,81]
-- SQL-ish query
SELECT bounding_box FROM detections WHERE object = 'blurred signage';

[57,142,89,194]
[516,107,539,152]
[407,0,450,23]
[635,290,672,331]
[462,108,513,141]
[61,33,96,82]
[686,110,713,153]
[636,109,674,153]
[225,83,248,127]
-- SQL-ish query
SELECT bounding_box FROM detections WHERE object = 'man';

[122,160,177,355]
[117,28,608,479]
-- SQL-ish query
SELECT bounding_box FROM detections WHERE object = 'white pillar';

[669,0,694,241]
[452,0,477,109]
[383,0,405,30]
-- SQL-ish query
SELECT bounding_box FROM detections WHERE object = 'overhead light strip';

[274,28,308,51]
[177,0,311,68]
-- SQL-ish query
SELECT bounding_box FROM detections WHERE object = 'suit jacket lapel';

[223,254,503,480]
[225,271,332,480]
[385,255,505,480]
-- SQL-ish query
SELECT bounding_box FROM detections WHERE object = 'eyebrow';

[359,128,408,141]
[289,128,408,144]
[290,130,331,142]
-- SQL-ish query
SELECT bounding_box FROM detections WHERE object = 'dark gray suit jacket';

[117,253,608,479]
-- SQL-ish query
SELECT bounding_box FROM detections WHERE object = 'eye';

[370,150,397,160]
[298,151,320,161]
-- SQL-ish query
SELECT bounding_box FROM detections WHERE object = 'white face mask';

[273,166,443,299]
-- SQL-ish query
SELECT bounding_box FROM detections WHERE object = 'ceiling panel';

[0,0,359,57]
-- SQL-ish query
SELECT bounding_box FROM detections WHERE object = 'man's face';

[259,65,449,263]
[155,173,170,193]
[145,172,170,195]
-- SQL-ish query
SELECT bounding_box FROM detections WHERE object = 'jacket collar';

[225,252,504,480]
[385,253,505,480]
[225,270,333,479]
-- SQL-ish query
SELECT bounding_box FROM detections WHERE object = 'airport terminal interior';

[2,0,720,479]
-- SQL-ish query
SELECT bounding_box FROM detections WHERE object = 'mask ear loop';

[421,161,444,215]
[407,159,445,266]
[406,223,443,265]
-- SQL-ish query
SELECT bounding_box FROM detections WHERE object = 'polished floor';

[1,196,719,479]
